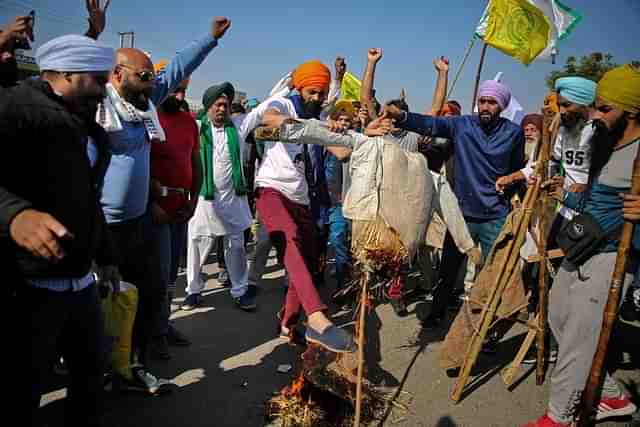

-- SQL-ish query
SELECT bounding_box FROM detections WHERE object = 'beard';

[479,110,498,126]
[590,115,627,175]
[303,100,323,118]
[120,80,151,110]
[0,57,18,88]
[161,95,181,114]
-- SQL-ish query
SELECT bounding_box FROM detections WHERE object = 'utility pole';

[118,31,135,48]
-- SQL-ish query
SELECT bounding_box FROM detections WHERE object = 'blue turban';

[554,77,596,106]
[36,35,115,73]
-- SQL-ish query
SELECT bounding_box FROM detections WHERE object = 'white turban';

[36,34,115,73]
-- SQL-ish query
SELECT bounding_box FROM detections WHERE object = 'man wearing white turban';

[1,34,117,426]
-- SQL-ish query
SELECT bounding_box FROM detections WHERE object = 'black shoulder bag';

[555,213,621,267]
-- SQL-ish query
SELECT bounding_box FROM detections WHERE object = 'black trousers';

[10,283,106,427]
[430,231,466,319]
[108,213,162,365]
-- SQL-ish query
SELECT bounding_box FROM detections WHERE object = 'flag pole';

[471,43,488,113]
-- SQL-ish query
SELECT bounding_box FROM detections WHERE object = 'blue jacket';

[400,113,525,220]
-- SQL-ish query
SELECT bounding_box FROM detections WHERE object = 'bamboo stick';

[501,314,540,386]
[577,145,640,427]
[354,272,369,426]
[536,113,554,385]
[470,43,489,113]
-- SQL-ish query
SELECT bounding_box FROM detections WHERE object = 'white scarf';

[96,83,166,143]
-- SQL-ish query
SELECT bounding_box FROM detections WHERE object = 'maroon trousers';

[255,188,326,327]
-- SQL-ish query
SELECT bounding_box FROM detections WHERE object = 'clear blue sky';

[1,0,638,113]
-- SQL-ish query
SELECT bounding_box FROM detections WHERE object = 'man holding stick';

[523,64,640,427]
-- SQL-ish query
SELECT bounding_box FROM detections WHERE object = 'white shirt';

[550,121,595,220]
[249,96,310,205]
[190,116,253,237]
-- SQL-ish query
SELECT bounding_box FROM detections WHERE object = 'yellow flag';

[340,71,361,102]
[483,0,551,65]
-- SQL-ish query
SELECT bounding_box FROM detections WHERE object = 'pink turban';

[478,80,511,110]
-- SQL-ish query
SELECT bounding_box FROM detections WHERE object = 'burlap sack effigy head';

[439,208,528,370]
[349,140,433,267]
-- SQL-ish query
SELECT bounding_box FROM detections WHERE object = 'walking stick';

[354,271,369,426]
[470,43,489,113]
[577,144,640,427]
[536,113,553,385]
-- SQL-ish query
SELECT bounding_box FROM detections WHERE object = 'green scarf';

[199,114,248,200]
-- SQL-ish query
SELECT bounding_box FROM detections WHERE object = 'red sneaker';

[596,395,637,420]
[521,413,570,427]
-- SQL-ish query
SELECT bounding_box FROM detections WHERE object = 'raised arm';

[427,57,449,115]
[152,17,231,105]
[320,56,346,119]
[84,0,111,40]
[360,48,382,122]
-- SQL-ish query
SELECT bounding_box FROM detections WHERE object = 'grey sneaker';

[181,293,202,311]
[523,347,558,365]
[113,365,172,395]
[305,325,356,353]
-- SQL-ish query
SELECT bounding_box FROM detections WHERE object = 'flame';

[284,373,306,398]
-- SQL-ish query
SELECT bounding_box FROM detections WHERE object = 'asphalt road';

[40,250,640,427]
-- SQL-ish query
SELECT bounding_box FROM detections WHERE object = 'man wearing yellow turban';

[524,64,640,427]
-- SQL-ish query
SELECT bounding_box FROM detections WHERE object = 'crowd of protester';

[2,3,640,427]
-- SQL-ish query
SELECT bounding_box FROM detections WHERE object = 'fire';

[284,373,306,398]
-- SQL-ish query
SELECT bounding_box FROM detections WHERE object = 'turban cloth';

[554,76,596,106]
[202,82,235,112]
[292,60,331,92]
[521,113,543,132]
[478,80,511,110]
[597,64,640,114]
[440,101,462,116]
[544,92,559,113]
[36,34,115,72]
[330,99,355,119]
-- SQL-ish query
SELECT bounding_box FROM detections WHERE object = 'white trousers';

[186,230,248,298]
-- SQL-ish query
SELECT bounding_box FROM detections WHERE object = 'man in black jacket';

[0,34,117,427]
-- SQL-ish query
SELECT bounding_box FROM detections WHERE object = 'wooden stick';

[354,272,369,426]
[526,248,564,263]
[577,145,640,427]
[451,179,541,402]
[470,43,488,113]
[536,112,554,386]
[501,314,540,386]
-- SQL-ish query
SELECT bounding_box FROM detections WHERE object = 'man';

[96,16,231,390]
[184,82,256,311]
[148,74,200,359]
[384,79,525,327]
[523,64,640,427]
[248,60,356,353]
[1,35,117,427]
[0,1,109,88]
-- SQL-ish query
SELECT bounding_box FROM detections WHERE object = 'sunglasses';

[118,64,155,82]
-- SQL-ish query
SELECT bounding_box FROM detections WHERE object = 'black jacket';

[0,79,116,281]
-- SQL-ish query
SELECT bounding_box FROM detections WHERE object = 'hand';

[9,209,72,262]
[0,15,34,50]
[261,109,290,129]
[212,17,231,40]
[542,175,565,201]
[382,104,404,122]
[433,56,449,73]
[364,115,392,137]
[174,199,197,223]
[150,203,171,225]
[327,119,346,134]
[495,176,512,194]
[622,193,640,222]
[86,0,111,39]
[334,56,346,81]
[527,174,538,186]
[96,264,121,295]
[367,48,383,63]
[357,107,369,127]
[466,246,482,266]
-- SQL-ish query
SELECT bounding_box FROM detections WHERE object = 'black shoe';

[234,291,257,311]
[181,293,203,311]
[420,314,443,329]
[522,347,558,365]
[389,298,408,317]
[621,288,640,322]
[149,336,171,360]
[447,293,464,311]
[167,324,191,347]
[305,325,357,353]
[481,333,499,355]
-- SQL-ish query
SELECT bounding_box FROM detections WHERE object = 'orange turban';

[292,60,331,92]
[439,101,461,116]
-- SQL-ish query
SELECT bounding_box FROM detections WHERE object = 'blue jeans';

[466,216,507,260]
[328,204,350,290]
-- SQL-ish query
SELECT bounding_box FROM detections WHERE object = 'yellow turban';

[292,60,331,92]
[597,64,640,114]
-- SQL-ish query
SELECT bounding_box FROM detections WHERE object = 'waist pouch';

[556,212,620,266]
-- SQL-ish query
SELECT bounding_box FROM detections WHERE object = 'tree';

[545,52,618,89]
